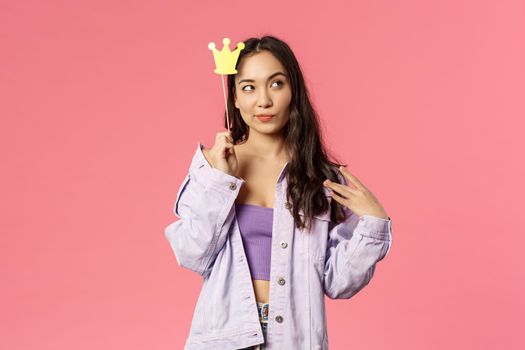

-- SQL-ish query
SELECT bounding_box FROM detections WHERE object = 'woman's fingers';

[215,131,233,144]
[209,131,238,176]
[224,142,235,156]
[338,166,366,191]
[323,179,356,198]
[213,132,234,158]
[329,189,350,208]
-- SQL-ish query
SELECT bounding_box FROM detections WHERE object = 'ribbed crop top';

[234,203,273,281]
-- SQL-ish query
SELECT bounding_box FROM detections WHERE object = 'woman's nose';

[257,89,272,108]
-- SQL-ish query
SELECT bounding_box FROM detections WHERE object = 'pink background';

[1,1,524,349]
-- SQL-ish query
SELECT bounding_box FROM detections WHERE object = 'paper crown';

[208,38,245,74]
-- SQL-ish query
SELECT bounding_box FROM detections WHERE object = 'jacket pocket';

[296,202,331,256]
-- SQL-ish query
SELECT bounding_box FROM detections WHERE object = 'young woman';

[165,35,393,350]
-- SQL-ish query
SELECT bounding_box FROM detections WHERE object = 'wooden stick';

[221,74,230,132]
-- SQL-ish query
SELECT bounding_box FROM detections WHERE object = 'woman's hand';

[205,131,238,177]
[323,166,389,220]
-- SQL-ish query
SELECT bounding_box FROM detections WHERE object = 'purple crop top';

[234,203,273,281]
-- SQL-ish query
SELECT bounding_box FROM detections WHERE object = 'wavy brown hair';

[225,35,348,231]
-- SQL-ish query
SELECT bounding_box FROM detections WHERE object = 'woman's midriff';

[252,279,270,303]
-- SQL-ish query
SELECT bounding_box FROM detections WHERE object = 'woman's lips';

[256,115,274,122]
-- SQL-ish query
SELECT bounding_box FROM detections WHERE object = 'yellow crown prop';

[208,38,245,74]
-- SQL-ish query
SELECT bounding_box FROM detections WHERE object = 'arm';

[164,142,245,278]
[323,173,393,299]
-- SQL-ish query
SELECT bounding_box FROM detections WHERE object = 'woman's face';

[234,50,292,135]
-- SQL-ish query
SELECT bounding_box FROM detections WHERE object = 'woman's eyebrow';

[237,72,287,85]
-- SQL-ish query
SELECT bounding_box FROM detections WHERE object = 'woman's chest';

[234,154,288,208]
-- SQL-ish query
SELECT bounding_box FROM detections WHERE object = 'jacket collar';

[194,141,331,197]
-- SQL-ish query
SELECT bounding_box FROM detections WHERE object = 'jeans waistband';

[256,302,269,323]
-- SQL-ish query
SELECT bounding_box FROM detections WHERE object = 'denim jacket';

[164,142,393,350]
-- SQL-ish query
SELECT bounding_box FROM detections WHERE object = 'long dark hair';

[225,35,347,231]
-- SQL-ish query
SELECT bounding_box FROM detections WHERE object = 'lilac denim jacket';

[165,142,393,350]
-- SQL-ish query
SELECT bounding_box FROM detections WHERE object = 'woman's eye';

[242,80,284,92]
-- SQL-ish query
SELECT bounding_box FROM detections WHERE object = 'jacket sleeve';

[164,141,245,278]
[323,172,393,299]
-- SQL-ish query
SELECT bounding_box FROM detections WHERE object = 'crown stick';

[208,38,245,133]
[221,74,230,131]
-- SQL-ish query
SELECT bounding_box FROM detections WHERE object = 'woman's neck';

[239,134,289,161]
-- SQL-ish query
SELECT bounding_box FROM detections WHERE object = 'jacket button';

[280,241,288,248]
[285,202,291,209]
[229,182,237,190]
[275,315,283,323]
[277,277,286,285]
